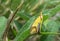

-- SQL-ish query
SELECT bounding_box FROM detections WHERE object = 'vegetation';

[0,0,60,41]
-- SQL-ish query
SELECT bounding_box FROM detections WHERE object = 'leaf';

[16,11,31,21]
[40,20,60,41]
[11,0,21,10]
[1,0,6,3]
[14,20,22,31]
[43,20,59,33]
[14,15,38,41]
[0,16,7,39]
[45,0,60,6]
[43,4,60,21]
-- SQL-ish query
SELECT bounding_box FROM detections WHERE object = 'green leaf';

[14,15,39,41]
[1,0,6,3]
[11,0,21,10]
[40,20,60,41]
[43,4,60,21]
[17,11,31,21]
[14,20,22,31]
[43,20,59,33]
[0,16,7,39]
[45,0,60,6]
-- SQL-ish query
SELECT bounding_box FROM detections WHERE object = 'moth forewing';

[30,26,37,34]
[30,12,43,34]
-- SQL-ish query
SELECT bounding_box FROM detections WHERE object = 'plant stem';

[3,0,24,41]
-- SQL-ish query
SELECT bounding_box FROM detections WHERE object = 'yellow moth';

[30,12,43,34]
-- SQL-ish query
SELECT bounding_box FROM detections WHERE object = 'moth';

[30,12,43,34]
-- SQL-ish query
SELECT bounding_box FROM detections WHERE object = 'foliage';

[0,0,60,41]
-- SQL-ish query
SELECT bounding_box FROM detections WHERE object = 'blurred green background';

[0,0,60,41]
